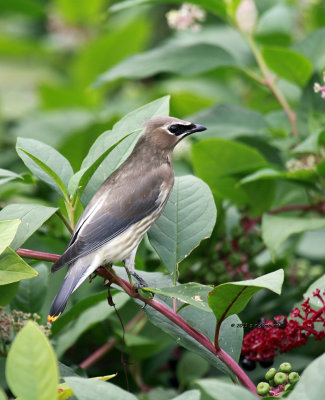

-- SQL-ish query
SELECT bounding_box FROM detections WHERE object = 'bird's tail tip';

[47,313,61,323]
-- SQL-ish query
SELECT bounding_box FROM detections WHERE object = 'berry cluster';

[241,289,325,365]
[0,307,51,355]
[257,362,300,397]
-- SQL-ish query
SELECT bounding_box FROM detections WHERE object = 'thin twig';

[55,211,73,234]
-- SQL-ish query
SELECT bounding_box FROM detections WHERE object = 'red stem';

[16,248,257,395]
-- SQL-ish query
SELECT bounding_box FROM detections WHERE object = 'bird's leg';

[124,246,149,289]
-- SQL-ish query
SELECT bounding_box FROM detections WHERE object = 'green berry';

[274,372,287,385]
[268,379,275,387]
[238,236,250,251]
[265,367,277,380]
[310,265,323,278]
[285,384,292,391]
[256,382,270,396]
[279,362,292,373]
[288,372,300,384]
[206,271,217,282]
[214,261,226,274]
[231,225,244,238]
[228,253,242,266]
[220,241,232,255]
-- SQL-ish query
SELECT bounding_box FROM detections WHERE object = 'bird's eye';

[168,125,179,134]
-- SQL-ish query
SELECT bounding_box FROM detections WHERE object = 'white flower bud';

[235,0,258,34]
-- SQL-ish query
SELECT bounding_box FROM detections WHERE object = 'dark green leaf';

[177,352,209,388]
[293,27,325,71]
[194,379,257,400]
[16,137,73,198]
[262,46,313,86]
[208,270,284,322]
[65,377,138,400]
[148,175,216,276]
[11,263,49,313]
[262,214,325,258]
[171,390,200,400]
[189,104,269,140]
[0,204,57,249]
[55,293,129,358]
[0,282,19,306]
[0,247,38,285]
[240,168,317,185]
[96,43,237,85]
[6,321,59,400]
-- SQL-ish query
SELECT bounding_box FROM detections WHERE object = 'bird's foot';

[132,272,154,302]
[88,272,97,283]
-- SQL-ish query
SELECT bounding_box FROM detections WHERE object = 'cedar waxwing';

[48,116,206,322]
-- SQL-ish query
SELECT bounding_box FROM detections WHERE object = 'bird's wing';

[51,171,167,272]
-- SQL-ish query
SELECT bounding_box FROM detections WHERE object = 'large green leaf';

[11,263,49,313]
[16,137,74,198]
[143,283,212,313]
[55,292,129,358]
[262,46,313,86]
[262,214,325,258]
[288,352,325,399]
[293,27,325,71]
[303,274,325,309]
[0,204,57,249]
[189,104,269,140]
[95,43,237,85]
[148,175,216,277]
[194,379,257,400]
[208,270,284,322]
[177,353,209,389]
[0,169,22,186]
[0,219,21,255]
[240,167,317,185]
[171,390,200,400]
[82,96,170,203]
[192,138,269,210]
[0,247,38,285]
[111,0,227,17]
[65,377,138,400]
[0,282,19,306]
[6,321,59,400]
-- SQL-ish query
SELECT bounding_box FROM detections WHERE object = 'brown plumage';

[48,116,206,322]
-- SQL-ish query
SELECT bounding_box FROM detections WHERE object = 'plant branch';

[16,248,257,394]
[245,34,298,137]
[55,211,73,234]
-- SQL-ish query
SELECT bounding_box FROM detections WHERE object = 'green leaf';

[82,96,170,203]
[262,214,325,258]
[110,0,227,17]
[189,104,269,140]
[68,130,136,196]
[0,168,22,186]
[293,27,325,71]
[55,0,105,25]
[144,283,212,313]
[208,270,284,322]
[95,43,237,85]
[262,46,313,86]
[65,377,138,400]
[303,274,325,309]
[0,219,21,255]
[171,390,200,400]
[0,282,19,306]
[148,175,216,277]
[0,204,57,249]
[51,291,108,336]
[0,247,38,285]
[194,379,257,400]
[240,168,317,185]
[288,352,325,399]
[16,137,74,198]
[11,263,49,313]
[6,321,59,400]
[55,292,129,358]
[192,138,268,208]
[177,352,209,388]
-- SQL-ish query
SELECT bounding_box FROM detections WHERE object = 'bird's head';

[141,116,206,151]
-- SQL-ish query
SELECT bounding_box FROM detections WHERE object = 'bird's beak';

[185,124,207,137]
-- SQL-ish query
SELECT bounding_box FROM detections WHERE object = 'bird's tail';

[48,272,81,323]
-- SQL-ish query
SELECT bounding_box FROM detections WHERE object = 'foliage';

[0,0,325,399]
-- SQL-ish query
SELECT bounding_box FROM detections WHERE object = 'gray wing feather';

[51,174,164,272]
